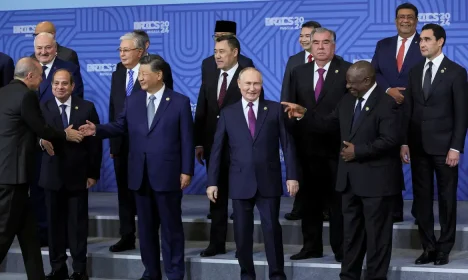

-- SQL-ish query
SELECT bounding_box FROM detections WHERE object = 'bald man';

[30,21,79,66]
[282,61,403,280]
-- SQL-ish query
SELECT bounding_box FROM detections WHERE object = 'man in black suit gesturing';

[401,24,468,266]
[283,61,403,280]
[0,57,83,280]
[39,69,102,280]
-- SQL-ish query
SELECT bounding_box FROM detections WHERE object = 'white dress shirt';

[126,63,140,88]
[395,32,416,60]
[147,84,166,114]
[355,83,377,110]
[304,50,313,63]
[422,53,445,86]
[241,97,259,128]
[313,60,331,90]
[41,57,56,79]
[217,63,239,99]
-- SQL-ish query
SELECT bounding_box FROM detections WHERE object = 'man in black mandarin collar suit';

[39,70,102,280]
[286,28,351,262]
[401,24,468,266]
[283,61,403,280]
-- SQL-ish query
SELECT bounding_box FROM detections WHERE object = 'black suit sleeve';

[86,104,103,180]
[450,67,468,152]
[194,82,207,147]
[108,72,122,155]
[304,105,340,134]
[163,60,174,90]
[280,57,294,102]
[21,91,66,141]
[1,56,14,88]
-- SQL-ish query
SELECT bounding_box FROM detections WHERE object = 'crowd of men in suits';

[0,2,467,280]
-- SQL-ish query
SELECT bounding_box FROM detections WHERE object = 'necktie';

[315,68,326,101]
[307,54,313,63]
[218,72,228,107]
[42,65,48,80]
[60,104,68,128]
[247,102,256,138]
[147,95,156,129]
[422,61,433,100]
[126,70,134,96]
[351,98,364,129]
[396,38,407,72]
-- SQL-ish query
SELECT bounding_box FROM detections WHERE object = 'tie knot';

[357,97,364,103]
[60,104,67,109]
[222,72,228,78]
[402,38,408,43]
[42,65,48,71]
[317,68,326,75]
[149,95,156,101]
[128,69,134,76]
[248,102,254,108]
[307,54,313,62]
[427,61,433,68]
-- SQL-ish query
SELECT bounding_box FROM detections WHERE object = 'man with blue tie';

[80,54,194,280]
[371,2,423,223]
[207,67,298,280]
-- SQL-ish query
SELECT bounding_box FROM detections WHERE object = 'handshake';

[64,121,97,143]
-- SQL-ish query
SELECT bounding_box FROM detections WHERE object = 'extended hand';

[286,180,299,197]
[206,186,218,203]
[180,174,192,189]
[41,139,55,156]
[280,102,307,119]
[387,87,406,104]
[65,125,84,143]
[87,178,97,189]
[79,120,96,137]
[341,141,355,162]
[195,147,205,166]
[446,150,460,167]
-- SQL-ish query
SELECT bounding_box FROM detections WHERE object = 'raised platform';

[2,193,468,279]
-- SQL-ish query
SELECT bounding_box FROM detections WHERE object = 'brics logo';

[418,13,451,26]
[265,17,305,30]
[13,25,36,37]
[133,21,170,33]
[86,64,117,76]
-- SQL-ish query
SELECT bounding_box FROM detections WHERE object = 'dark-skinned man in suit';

[283,60,403,280]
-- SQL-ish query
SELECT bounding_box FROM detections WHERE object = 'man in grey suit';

[281,20,321,221]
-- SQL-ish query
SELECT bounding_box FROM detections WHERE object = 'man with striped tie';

[108,32,144,253]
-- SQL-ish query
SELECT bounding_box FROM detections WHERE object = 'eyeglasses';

[117,48,140,54]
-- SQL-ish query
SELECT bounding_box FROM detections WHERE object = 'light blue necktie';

[126,69,134,96]
[147,95,156,128]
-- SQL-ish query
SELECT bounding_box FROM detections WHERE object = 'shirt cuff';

[450,148,460,153]
[296,108,307,121]
[386,87,391,93]
[39,139,44,150]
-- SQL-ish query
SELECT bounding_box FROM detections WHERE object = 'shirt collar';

[55,95,72,107]
[242,97,260,109]
[220,63,239,77]
[360,83,377,101]
[127,63,140,75]
[425,53,445,69]
[147,84,166,100]
[398,32,416,43]
[42,57,56,69]
[314,60,332,72]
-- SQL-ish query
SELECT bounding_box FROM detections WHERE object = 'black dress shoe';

[70,272,89,280]
[200,246,226,257]
[284,212,302,220]
[290,250,323,260]
[415,251,436,264]
[109,237,135,252]
[230,213,234,220]
[207,213,212,219]
[45,267,69,280]
[335,255,343,263]
[434,252,449,265]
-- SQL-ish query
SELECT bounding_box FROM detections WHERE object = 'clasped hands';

[42,125,85,155]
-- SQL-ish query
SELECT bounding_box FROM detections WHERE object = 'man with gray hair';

[286,27,351,262]
[0,57,83,280]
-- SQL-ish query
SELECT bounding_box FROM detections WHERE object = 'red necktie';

[218,72,228,107]
[396,38,407,72]
[307,54,313,63]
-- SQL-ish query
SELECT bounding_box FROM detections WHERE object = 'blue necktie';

[126,70,134,96]
[351,97,363,129]
[60,104,68,128]
[147,95,156,128]
[42,65,48,80]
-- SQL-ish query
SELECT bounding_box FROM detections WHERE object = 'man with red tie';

[371,2,424,223]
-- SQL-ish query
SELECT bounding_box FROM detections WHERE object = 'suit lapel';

[48,99,64,129]
[68,97,78,128]
[426,57,449,101]
[209,69,221,111]
[399,34,420,75]
[253,100,268,142]
[236,101,253,142]
[349,88,380,140]
[317,57,339,104]
[133,79,142,92]
[148,88,171,134]
[39,60,58,97]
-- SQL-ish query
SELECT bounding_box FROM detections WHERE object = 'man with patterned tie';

[402,24,468,266]
[107,32,145,253]
[38,69,102,280]
[207,67,298,280]
[282,61,403,280]
[80,55,193,280]
[371,2,424,223]
[286,28,350,262]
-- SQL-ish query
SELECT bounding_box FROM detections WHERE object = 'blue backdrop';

[1,0,467,199]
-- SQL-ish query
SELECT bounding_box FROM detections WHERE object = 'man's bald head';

[35,21,56,36]
[14,57,43,90]
[346,61,376,97]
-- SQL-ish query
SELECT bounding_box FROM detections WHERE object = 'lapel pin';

[75,106,78,110]
[264,106,268,110]
[166,97,170,101]
[335,70,339,73]
[217,115,219,119]
[365,107,369,111]
[441,69,445,73]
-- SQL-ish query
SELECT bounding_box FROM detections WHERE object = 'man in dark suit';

[32,31,84,246]
[31,21,80,66]
[283,60,403,280]
[0,52,14,88]
[0,57,83,280]
[280,20,321,221]
[401,24,468,266]
[371,2,423,223]
[207,67,298,280]
[286,28,351,262]
[39,69,102,280]
[201,20,254,85]
[80,54,194,280]
[195,35,252,257]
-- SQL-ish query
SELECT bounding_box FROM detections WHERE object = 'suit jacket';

[201,54,254,84]
[404,56,468,155]
[38,57,84,103]
[0,80,66,185]
[288,56,352,158]
[207,99,298,199]
[0,52,14,88]
[281,51,306,102]
[371,33,423,90]
[306,86,403,197]
[31,43,79,66]
[97,88,194,192]
[39,96,102,191]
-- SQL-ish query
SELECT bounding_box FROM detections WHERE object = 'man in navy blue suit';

[207,67,298,280]
[0,52,14,88]
[371,2,423,223]
[80,54,194,280]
